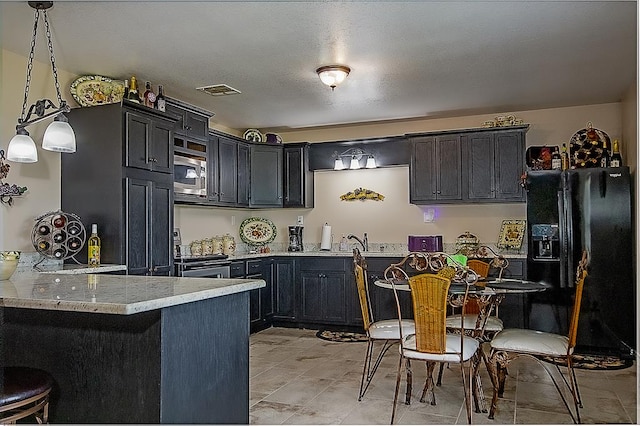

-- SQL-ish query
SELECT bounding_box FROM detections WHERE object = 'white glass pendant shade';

[316,65,351,89]
[349,156,361,170]
[365,155,377,169]
[7,132,38,163]
[334,158,345,170]
[42,120,76,153]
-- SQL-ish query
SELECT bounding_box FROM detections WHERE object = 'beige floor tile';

[249,400,303,425]
[263,376,333,406]
[515,407,574,424]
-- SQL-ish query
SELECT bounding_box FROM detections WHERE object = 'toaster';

[407,235,443,252]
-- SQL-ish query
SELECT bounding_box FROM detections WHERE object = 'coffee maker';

[288,226,304,252]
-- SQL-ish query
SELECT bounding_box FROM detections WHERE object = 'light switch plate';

[297,216,304,225]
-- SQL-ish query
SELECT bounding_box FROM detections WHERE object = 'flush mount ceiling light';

[7,1,76,163]
[316,65,351,90]
[333,148,376,171]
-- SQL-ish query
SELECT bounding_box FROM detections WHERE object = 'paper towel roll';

[320,223,332,251]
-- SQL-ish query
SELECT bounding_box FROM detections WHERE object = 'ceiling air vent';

[196,84,241,96]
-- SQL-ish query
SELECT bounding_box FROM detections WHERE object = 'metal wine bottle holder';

[31,210,87,269]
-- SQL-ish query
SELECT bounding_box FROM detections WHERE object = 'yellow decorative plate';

[70,75,125,107]
[497,220,526,249]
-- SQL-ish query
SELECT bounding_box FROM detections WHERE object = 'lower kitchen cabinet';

[231,259,272,333]
[363,257,411,321]
[270,258,296,321]
[299,258,351,325]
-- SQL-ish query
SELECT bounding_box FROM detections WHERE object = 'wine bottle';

[53,247,67,259]
[37,240,50,251]
[610,139,622,167]
[127,76,141,103]
[88,224,101,267]
[53,230,67,243]
[155,85,166,112]
[123,79,130,101]
[600,140,610,168]
[143,81,156,108]
[53,214,66,228]
[561,144,569,170]
[551,146,561,170]
[37,224,51,235]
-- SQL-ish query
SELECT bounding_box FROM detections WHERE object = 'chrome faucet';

[347,232,368,252]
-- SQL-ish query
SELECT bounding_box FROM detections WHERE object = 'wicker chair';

[390,273,480,424]
[0,366,54,424]
[353,248,415,401]
[486,251,589,423]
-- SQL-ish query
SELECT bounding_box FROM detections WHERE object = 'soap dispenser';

[339,234,349,251]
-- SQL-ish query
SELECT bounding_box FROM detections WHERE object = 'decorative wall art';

[0,150,27,205]
[497,220,526,249]
[339,188,385,201]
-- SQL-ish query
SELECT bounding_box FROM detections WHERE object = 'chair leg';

[471,353,487,413]
[391,354,404,425]
[436,362,446,386]
[487,350,509,420]
[566,358,582,424]
[404,358,413,405]
[420,361,437,405]
[358,339,396,401]
[460,360,473,424]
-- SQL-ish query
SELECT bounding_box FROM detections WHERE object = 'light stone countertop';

[1,273,265,315]
[227,250,527,260]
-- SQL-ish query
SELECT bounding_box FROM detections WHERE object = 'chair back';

[464,260,491,315]
[406,273,452,353]
[353,248,372,331]
[567,251,589,351]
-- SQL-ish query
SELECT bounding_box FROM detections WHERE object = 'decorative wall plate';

[243,128,263,143]
[497,220,526,249]
[239,217,277,246]
[70,75,125,107]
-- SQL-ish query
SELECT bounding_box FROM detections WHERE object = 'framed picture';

[497,220,526,249]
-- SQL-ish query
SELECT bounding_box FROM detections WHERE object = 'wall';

[1,48,635,254]
[176,103,626,250]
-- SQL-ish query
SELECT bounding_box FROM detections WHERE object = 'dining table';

[373,276,551,414]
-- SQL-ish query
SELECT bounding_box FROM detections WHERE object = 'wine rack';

[31,210,87,264]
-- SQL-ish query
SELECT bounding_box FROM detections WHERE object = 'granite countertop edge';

[227,251,527,260]
[1,275,265,315]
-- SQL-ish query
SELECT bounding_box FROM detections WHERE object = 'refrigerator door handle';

[599,170,607,198]
[559,172,571,288]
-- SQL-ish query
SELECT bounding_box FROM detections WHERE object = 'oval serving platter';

[70,75,125,107]
[239,217,277,246]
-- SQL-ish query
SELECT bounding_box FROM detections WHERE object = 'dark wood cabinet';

[410,135,462,203]
[216,135,239,205]
[465,131,525,202]
[486,258,527,328]
[237,142,250,206]
[270,258,296,321]
[63,101,175,275]
[165,97,211,142]
[283,143,314,208]
[250,144,283,207]
[409,126,528,205]
[299,258,349,324]
[233,259,272,333]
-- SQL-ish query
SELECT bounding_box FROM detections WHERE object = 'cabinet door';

[149,118,174,173]
[467,133,495,200]
[126,177,151,275]
[250,144,283,207]
[300,271,323,321]
[323,272,347,323]
[410,137,437,202]
[272,259,296,320]
[149,179,173,275]
[125,111,152,171]
[237,142,250,207]
[165,102,209,141]
[283,144,313,208]
[494,132,525,201]
[435,135,462,200]
[217,137,238,204]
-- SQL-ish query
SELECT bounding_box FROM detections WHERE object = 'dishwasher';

[174,254,231,278]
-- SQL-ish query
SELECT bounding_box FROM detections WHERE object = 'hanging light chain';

[42,8,64,105]
[18,8,41,124]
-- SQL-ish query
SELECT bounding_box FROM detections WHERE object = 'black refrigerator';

[525,167,635,358]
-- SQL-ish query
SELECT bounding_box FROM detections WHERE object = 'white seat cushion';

[369,319,415,340]
[446,314,504,332]
[401,333,479,362]
[490,328,571,357]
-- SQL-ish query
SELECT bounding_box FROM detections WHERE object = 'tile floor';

[249,327,637,424]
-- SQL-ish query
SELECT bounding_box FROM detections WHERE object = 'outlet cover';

[297,216,304,225]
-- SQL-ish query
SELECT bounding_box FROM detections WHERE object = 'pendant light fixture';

[333,148,377,171]
[7,1,76,163]
[316,65,351,90]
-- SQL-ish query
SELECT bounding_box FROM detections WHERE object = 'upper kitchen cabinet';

[164,97,212,142]
[464,129,526,202]
[409,125,528,205]
[250,144,283,208]
[211,133,250,207]
[283,143,314,208]
[63,100,176,275]
[409,134,462,203]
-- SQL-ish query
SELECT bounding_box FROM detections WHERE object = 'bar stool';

[0,366,54,424]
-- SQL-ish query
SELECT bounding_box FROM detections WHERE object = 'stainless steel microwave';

[174,154,206,196]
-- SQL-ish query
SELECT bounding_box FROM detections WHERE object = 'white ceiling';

[1,1,637,132]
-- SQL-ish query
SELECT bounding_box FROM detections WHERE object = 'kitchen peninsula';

[0,273,265,424]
